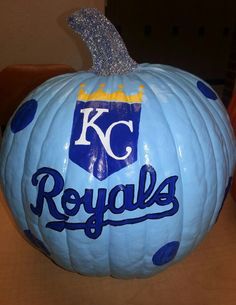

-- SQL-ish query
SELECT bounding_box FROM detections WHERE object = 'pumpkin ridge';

[183,72,235,170]
[1,129,14,193]
[1,77,69,229]
[0,101,24,182]
[169,73,224,235]
[169,72,232,230]
[174,70,234,162]
[145,71,186,263]
[203,98,234,172]
[132,72,167,275]
[22,75,82,265]
[44,75,93,270]
[21,78,74,259]
[168,75,211,244]
[55,81,88,272]
[156,70,216,246]
[81,74,109,275]
[149,71,197,254]
[176,70,235,173]
[57,73,107,273]
[194,100,232,229]
[122,73,149,277]
[147,69,210,250]
[123,72,148,277]
[105,74,116,276]
[134,71,183,265]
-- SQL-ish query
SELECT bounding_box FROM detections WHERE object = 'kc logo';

[69,84,143,180]
[74,108,134,160]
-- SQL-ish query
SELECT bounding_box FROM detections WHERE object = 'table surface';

[0,189,236,305]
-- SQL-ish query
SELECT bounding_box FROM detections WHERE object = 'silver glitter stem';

[68,8,137,76]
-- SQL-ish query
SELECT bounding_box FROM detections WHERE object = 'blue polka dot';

[24,229,50,256]
[152,241,179,266]
[197,81,217,100]
[11,99,37,133]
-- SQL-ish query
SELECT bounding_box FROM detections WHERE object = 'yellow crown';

[77,83,144,103]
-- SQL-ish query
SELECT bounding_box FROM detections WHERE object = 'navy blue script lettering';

[30,165,179,239]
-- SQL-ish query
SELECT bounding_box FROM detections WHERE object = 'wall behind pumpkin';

[0,0,104,71]
[106,0,236,101]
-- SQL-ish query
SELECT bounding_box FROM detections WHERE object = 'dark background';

[106,0,236,106]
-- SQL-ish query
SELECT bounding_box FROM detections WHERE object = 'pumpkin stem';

[67,8,137,76]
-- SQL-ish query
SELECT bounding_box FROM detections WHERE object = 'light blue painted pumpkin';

[0,9,235,278]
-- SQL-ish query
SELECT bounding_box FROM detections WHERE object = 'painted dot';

[24,229,50,256]
[197,81,217,100]
[215,177,232,223]
[11,99,37,133]
[152,241,179,266]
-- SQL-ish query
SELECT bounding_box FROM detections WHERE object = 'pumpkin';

[0,8,235,278]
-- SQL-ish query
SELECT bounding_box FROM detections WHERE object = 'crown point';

[77,83,143,103]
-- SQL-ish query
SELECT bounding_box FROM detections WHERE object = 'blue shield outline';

[69,100,142,180]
